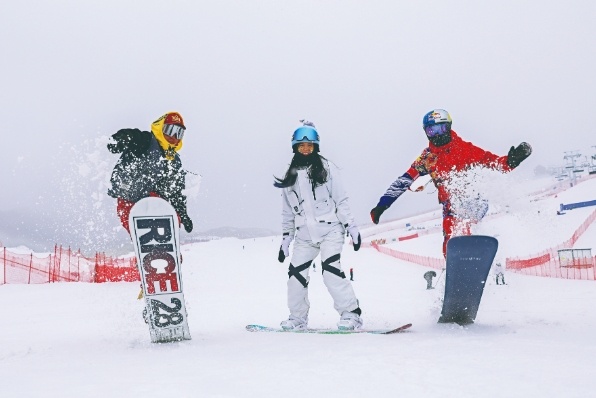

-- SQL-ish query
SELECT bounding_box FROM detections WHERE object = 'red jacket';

[407,131,511,204]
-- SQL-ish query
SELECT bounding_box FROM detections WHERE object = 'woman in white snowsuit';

[274,121,362,330]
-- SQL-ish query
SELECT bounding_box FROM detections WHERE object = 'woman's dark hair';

[274,146,328,189]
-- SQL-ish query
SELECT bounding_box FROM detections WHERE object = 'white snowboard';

[129,197,191,343]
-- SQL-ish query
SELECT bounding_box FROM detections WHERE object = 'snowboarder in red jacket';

[370,109,531,257]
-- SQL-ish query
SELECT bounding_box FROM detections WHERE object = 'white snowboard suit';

[281,159,359,320]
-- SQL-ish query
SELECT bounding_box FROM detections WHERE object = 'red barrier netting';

[506,254,595,280]
[366,208,596,281]
[371,242,446,270]
[93,252,139,283]
[398,233,419,241]
[506,208,596,280]
[0,245,140,285]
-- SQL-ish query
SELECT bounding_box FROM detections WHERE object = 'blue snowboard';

[438,235,498,325]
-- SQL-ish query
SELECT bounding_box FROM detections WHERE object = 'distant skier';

[107,112,193,235]
[274,120,363,330]
[494,262,506,285]
[423,270,437,290]
[370,109,531,257]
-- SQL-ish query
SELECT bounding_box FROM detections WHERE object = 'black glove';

[278,248,286,263]
[507,142,532,169]
[347,225,361,251]
[278,234,293,263]
[107,129,151,155]
[370,205,388,224]
[107,142,121,153]
[180,213,193,233]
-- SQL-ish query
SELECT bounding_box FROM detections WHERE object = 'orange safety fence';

[0,245,140,285]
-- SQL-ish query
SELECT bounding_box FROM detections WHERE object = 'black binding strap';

[321,254,345,278]
[288,260,312,288]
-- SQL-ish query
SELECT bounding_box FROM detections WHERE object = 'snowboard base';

[150,326,191,343]
[246,323,412,334]
[439,235,498,326]
[437,314,474,326]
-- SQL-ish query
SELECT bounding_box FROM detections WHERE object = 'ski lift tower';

[590,146,596,175]
[563,151,581,186]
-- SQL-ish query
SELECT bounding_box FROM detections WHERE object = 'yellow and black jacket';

[107,128,188,218]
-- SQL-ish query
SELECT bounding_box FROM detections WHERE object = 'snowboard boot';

[337,308,363,330]
[280,315,308,331]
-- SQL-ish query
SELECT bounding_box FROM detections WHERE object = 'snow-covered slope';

[1,176,596,397]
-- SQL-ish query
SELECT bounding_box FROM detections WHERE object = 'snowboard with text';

[439,235,498,325]
[129,197,191,343]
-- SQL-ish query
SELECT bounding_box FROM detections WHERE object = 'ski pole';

[433,268,445,288]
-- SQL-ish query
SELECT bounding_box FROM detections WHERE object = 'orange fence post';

[28,253,33,284]
[67,246,71,281]
[57,245,62,282]
[94,252,98,283]
[52,244,57,283]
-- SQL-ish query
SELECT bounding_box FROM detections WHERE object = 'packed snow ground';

[1,176,596,397]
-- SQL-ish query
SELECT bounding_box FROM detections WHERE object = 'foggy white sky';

[1,1,595,251]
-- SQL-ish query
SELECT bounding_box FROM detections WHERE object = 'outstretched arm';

[107,129,152,156]
[370,167,419,224]
[377,170,417,207]
[470,141,532,172]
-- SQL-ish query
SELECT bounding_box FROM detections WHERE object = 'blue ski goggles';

[424,123,451,138]
[291,126,320,146]
[163,124,186,140]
